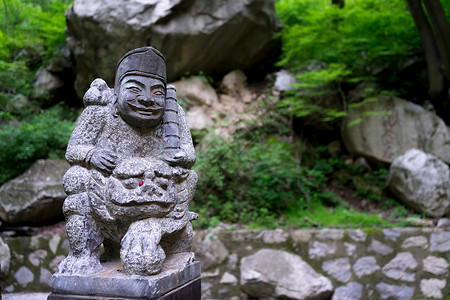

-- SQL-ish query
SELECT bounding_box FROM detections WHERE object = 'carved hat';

[115,47,167,90]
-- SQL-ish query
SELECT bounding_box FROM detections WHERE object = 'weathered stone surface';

[194,232,229,270]
[401,235,428,249]
[344,242,357,256]
[31,67,65,104]
[423,255,449,275]
[309,241,336,259]
[240,249,333,300]
[40,268,53,287]
[172,76,218,108]
[382,252,418,282]
[258,229,289,244]
[0,159,69,224]
[56,47,198,280]
[437,218,450,228]
[65,0,281,97]
[0,237,11,277]
[274,70,296,92]
[420,278,446,299]
[353,256,380,278]
[332,282,363,300]
[322,257,351,282]
[430,231,450,252]
[348,229,367,242]
[220,272,238,285]
[368,239,393,255]
[316,229,345,240]
[186,106,214,132]
[14,266,34,285]
[342,95,450,164]
[28,250,48,267]
[52,258,201,299]
[383,228,401,241]
[387,149,450,218]
[375,282,414,300]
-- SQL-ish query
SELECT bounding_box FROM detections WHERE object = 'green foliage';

[0,105,77,185]
[275,0,422,121]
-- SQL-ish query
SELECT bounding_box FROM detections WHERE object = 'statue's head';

[114,47,167,129]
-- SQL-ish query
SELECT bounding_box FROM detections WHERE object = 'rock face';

[65,0,281,97]
[240,248,333,300]
[342,96,450,164]
[0,159,70,224]
[387,149,450,218]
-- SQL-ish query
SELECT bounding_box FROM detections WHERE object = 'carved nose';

[140,183,163,198]
[137,95,155,106]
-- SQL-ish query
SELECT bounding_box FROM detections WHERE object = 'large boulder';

[387,149,450,218]
[0,159,70,224]
[65,0,281,97]
[342,96,450,164]
[240,249,333,300]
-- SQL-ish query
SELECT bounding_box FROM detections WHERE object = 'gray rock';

[220,70,248,96]
[437,218,450,228]
[5,94,34,115]
[195,232,229,270]
[401,236,428,249]
[220,272,238,285]
[258,229,289,244]
[353,256,380,278]
[65,0,281,97]
[28,250,48,267]
[368,239,393,255]
[387,149,450,218]
[375,282,414,300]
[420,278,446,299]
[332,282,363,300]
[0,159,69,224]
[322,258,351,282]
[240,249,333,300]
[316,229,345,240]
[348,229,367,242]
[430,231,450,252]
[344,242,357,256]
[186,106,214,132]
[172,76,218,108]
[0,237,11,277]
[49,235,61,255]
[227,253,238,270]
[39,268,53,287]
[342,95,450,164]
[423,255,449,275]
[382,252,418,282]
[309,241,336,259]
[14,266,35,285]
[274,70,296,92]
[31,67,65,104]
[383,228,402,241]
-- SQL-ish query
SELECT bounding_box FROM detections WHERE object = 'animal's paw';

[56,254,102,275]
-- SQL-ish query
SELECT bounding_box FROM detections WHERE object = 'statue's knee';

[63,193,88,216]
[62,166,89,195]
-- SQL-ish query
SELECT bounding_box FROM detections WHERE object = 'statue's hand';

[159,148,188,166]
[90,149,118,175]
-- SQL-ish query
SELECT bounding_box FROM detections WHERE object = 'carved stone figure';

[57,47,197,277]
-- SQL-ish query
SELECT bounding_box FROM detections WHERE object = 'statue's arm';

[65,105,110,167]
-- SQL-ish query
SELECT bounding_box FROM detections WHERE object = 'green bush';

[0,105,77,185]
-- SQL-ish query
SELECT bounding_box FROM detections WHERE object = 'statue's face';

[117,75,165,128]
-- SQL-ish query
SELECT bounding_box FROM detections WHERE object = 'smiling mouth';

[128,103,163,115]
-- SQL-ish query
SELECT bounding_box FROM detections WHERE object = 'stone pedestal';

[49,255,201,300]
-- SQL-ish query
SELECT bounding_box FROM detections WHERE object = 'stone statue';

[56,47,198,277]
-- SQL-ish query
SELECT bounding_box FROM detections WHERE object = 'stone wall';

[1,227,449,299]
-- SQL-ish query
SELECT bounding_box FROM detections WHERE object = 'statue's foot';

[56,254,102,275]
[122,244,166,275]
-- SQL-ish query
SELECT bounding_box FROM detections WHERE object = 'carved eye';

[127,86,141,94]
[122,178,139,189]
[155,177,169,189]
[153,90,164,97]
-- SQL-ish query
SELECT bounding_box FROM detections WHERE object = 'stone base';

[50,254,201,299]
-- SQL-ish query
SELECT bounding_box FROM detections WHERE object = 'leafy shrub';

[0,105,77,185]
